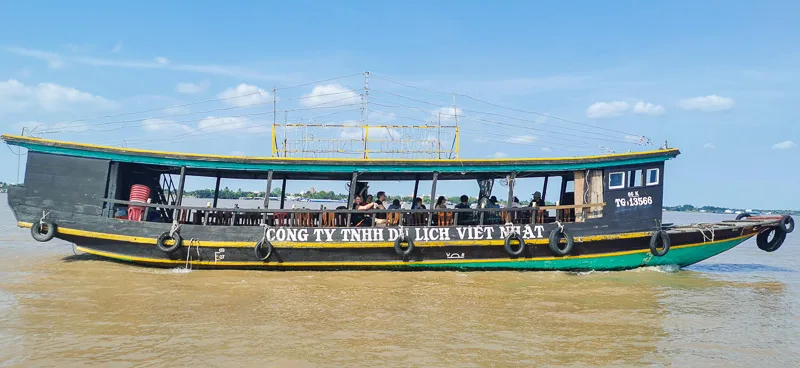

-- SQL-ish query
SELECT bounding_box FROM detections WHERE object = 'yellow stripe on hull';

[18,221,652,249]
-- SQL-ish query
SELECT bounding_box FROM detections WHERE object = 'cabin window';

[629,169,643,187]
[609,172,625,189]
[646,168,660,186]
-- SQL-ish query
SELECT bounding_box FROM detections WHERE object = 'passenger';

[435,196,447,209]
[455,195,473,224]
[512,196,521,208]
[487,196,500,208]
[374,192,387,226]
[366,194,374,204]
[412,197,426,209]
[530,191,545,207]
[388,199,401,210]
[351,195,375,226]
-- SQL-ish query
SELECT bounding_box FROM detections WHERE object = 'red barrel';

[129,184,150,203]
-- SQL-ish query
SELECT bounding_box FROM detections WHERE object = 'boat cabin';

[3,135,679,236]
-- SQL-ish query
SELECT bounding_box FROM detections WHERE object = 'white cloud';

[678,95,734,111]
[541,147,552,152]
[703,143,716,149]
[154,56,169,65]
[772,140,796,150]
[506,135,536,144]
[196,116,253,133]
[141,118,191,132]
[432,107,463,121]
[217,84,271,107]
[176,82,210,94]
[586,101,630,119]
[301,84,360,107]
[367,126,400,140]
[6,47,290,82]
[632,101,665,116]
[6,47,65,69]
[111,41,123,53]
[335,121,365,140]
[0,79,117,112]
[490,152,508,158]
[17,121,90,135]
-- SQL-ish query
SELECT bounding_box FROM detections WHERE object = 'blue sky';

[0,1,798,209]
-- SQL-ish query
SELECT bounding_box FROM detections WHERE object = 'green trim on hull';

[13,142,673,173]
[407,236,750,271]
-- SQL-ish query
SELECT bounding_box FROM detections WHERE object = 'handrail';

[102,198,604,214]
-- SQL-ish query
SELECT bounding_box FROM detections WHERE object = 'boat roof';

[2,134,680,180]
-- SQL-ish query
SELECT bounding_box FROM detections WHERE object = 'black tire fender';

[31,220,56,242]
[254,239,273,261]
[779,215,794,234]
[736,213,751,220]
[157,231,182,254]
[548,227,574,256]
[649,230,670,257]
[504,232,526,256]
[756,228,786,252]
[394,235,414,257]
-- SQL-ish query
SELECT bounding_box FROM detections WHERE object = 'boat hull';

[70,234,751,271]
[18,217,757,271]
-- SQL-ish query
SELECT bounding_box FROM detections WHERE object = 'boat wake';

[628,264,682,273]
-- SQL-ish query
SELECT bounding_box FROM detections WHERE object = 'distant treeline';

[182,187,558,206]
[665,204,799,215]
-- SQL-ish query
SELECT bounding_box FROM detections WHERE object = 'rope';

[556,221,565,233]
[695,223,716,243]
[184,238,200,270]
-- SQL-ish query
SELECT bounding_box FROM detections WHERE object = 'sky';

[0,0,798,209]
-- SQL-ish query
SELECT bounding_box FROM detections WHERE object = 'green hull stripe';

[406,236,749,270]
[15,142,671,173]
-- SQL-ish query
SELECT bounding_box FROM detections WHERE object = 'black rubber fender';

[779,215,794,234]
[548,227,574,256]
[756,228,786,252]
[254,239,273,261]
[156,231,182,254]
[504,232,526,256]
[649,230,670,257]
[736,213,751,220]
[30,220,56,242]
[394,235,414,257]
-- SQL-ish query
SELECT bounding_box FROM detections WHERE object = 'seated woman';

[351,195,376,226]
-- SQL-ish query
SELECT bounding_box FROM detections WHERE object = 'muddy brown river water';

[1,194,798,367]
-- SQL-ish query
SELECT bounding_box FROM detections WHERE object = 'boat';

[2,134,794,271]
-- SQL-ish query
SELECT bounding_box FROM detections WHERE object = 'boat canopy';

[2,135,680,180]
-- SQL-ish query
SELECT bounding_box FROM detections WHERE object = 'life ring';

[31,220,56,242]
[157,231,182,254]
[756,228,786,252]
[735,213,751,220]
[548,227,574,256]
[504,232,525,256]
[779,215,794,234]
[394,235,414,257]
[649,230,670,257]
[254,239,273,261]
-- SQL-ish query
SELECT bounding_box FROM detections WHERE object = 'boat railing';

[101,198,605,227]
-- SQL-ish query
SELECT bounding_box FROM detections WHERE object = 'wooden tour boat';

[2,133,794,271]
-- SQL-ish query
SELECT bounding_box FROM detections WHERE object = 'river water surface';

[0,194,798,367]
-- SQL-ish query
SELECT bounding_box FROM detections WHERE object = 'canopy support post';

[347,172,358,225]
[279,179,287,209]
[212,174,221,208]
[262,170,273,224]
[428,171,439,226]
[506,171,517,221]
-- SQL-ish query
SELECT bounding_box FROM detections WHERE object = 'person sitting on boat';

[366,194,374,204]
[373,191,387,227]
[530,191,546,223]
[530,191,545,207]
[454,195,474,224]
[388,199,401,210]
[486,196,502,224]
[351,195,376,226]
[412,197,426,209]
